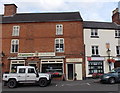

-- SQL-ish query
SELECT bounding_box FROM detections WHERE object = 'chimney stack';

[112,1,120,24]
[4,4,17,16]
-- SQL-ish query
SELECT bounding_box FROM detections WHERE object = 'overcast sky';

[0,0,120,22]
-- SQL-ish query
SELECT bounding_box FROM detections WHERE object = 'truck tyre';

[39,78,47,87]
[7,79,17,88]
[109,78,115,84]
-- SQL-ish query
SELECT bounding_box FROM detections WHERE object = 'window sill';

[117,55,120,57]
[91,55,100,57]
[115,36,120,38]
[55,51,64,53]
[90,36,99,38]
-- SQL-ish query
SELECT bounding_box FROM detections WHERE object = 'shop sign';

[18,52,55,57]
[113,57,120,61]
[38,52,55,57]
[87,57,105,61]
[18,53,35,57]
[66,58,82,62]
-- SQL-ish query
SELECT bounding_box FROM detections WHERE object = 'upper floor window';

[115,30,120,38]
[116,46,120,55]
[12,26,20,36]
[56,24,63,35]
[91,46,99,56]
[11,39,19,53]
[55,38,64,52]
[91,29,99,38]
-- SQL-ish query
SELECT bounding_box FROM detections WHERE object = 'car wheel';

[109,78,115,84]
[7,79,17,88]
[39,78,47,87]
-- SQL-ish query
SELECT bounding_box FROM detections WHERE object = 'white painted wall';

[84,29,118,77]
[75,64,82,80]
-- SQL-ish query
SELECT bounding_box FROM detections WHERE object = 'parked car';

[100,67,120,84]
[3,66,52,88]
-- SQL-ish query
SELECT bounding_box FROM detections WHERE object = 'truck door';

[17,68,26,81]
[26,68,36,82]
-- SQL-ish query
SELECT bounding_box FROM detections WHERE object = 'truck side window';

[19,68,25,73]
[28,68,35,73]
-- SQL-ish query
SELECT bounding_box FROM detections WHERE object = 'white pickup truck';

[2,66,52,88]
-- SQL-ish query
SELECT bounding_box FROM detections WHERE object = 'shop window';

[91,29,99,38]
[55,38,64,52]
[91,46,99,56]
[42,63,63,78]
[10,61,25,72]
[115,30,120,38]
[56,24,63,35]
[116,46,120,56]
[12,26,20,36]
[11,39,19,53]
[88,61,104,74]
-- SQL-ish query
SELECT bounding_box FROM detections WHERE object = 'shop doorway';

[67,64,74,80]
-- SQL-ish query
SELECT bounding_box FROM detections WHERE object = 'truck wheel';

[7,79,17,88]
[109,78,115,84]
[39,78,47,87]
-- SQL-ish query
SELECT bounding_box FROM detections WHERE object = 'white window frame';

[55,38,64,52]
[11,39,19,53]
[91,29,98,37]
[115,30,120,37]
[56,24,63,35]
[91,45,99,55]
[12,26,20,36]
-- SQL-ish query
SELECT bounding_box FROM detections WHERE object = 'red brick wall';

[2,21,84,74]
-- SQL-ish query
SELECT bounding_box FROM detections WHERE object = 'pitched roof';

[83,21,120,30]
[0,12,83,23]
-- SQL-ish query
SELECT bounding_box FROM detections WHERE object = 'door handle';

[18,76,21,77]
[27,75,29,77]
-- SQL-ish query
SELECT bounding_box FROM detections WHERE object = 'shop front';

[66,58,83,80]
[86,57,105,77]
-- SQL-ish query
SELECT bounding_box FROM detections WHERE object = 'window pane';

[19,68,25,73]
[28,68,35,73]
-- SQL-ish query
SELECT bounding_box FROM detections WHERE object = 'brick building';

[1,4,85,80]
